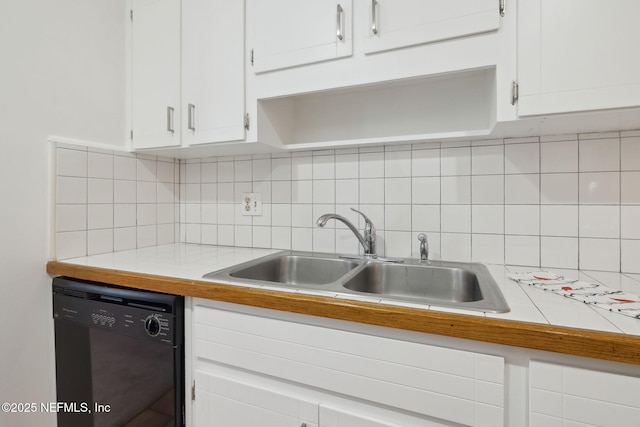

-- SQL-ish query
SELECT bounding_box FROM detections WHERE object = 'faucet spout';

[316,208,376,257]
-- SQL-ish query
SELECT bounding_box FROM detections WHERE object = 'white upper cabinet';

[518,0,640,116]
[363,0,500,55]
[247,0,512,148]
[131,0,245,151]
[131,0,181,149]
[182,0,246,145]
[248,0,353,73]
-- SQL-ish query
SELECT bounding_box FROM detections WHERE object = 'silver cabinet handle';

[499,0,505,16]
[336,4,344,41]
[188,103,196,131]
[371,0,378,35]
[166,106,175,133]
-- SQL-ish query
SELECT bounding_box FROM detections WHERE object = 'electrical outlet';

[241,192,262,216]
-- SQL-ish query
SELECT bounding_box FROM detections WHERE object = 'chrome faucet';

[316,208,377,258]
[417,233,429,260]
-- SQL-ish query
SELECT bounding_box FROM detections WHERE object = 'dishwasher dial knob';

[144,315,161,337]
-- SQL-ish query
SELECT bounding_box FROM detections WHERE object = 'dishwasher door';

[52,277,184,427]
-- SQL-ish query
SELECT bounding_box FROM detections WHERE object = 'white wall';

[0,2,127,425]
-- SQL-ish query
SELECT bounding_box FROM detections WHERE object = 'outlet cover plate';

[242,192,262,216]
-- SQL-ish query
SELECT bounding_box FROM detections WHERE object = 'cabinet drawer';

[194,303,505,426]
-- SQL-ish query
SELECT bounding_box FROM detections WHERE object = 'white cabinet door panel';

[529,361,640,427]
[249,0,353,73]
[182,0,245,145]
[363,0,499,54]
[518,0,640,116]
[132,0,181,149]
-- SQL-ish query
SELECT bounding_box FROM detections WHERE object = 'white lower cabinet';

[193,371,318,427]
[191,299,505,427]
[188,299,640,427]
[529,361,640,427]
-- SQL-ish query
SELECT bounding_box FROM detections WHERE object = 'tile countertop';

[49,243,640,337]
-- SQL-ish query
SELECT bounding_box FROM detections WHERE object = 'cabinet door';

[193,370,318,427]
[363,0,500,54]
[131,0,181,149]
[529,361,640,427]
[182,0,246,145]
[248,0,353,73]
[518,0,640,116]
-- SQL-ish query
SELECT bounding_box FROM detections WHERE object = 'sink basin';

[342,261,509,312]
[203,251,509,313]
[203,252,363,287]
[343,263,483,302]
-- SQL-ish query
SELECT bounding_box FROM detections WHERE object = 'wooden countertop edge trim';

[47,261,640,365]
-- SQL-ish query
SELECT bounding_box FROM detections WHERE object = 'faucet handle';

[350,207,374,231]
[417,233,429,260]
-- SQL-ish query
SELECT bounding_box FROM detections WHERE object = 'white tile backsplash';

[505,142,540,174]
[88,152,113,179]
[504,205,539,236]
[472,205,504,234]
[540,237,579,269]
[580,238,620,271]
[472,144,504,175]
[622,171,640,204]
[173,131,638,272]
[54,131,640,273]
[385,177,412,204]
[579,138,620,172]
[505,235,540,266]
[579,172,620,204]
[441,147,471,176]
[621,136,640,170]
[621,206,640,239]
[540,173,578,204]
[505,174,539,204]
[57,176,88,204]
[441,205,471,233]
[57,148,88,177]
[359,152,384,178]
[412,177,441,204]
[411,148,440,176]
[472,175,504,204]
[579,205,620,238]
[541,140,578,173]
[385,150,411,178]
[54,143,178,259]
[540,205,579,237]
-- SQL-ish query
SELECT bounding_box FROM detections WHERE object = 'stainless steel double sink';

[203,251,510,313]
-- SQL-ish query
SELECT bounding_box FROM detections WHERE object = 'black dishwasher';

[52,277,184,427]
